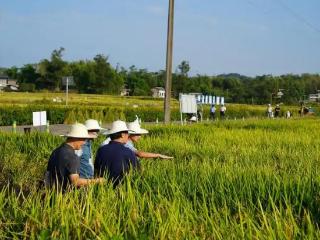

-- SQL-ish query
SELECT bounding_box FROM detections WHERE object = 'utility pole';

[66,77,69,106]
[164,0,175,123]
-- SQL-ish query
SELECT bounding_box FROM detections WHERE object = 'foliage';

[1,119,320,238]
[3,47,320,104]
[37,47,67,90]
[19,83,36,92]
[0,92,318,125]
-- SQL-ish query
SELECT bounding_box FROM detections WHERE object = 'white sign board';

[221,97,225,105]
[62,76,75,86]
[212,96,216,105]
[180,94,197,113]
[216,96,220,105]
[33,111,47,126]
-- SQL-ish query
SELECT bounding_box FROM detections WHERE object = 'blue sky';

[0,0,319,76]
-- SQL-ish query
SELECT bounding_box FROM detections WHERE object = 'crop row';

[0,104,305,126]
[1,119,320,238]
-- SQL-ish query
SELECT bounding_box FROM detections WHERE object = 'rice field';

[1,118,320,239]
[0,92,176,107]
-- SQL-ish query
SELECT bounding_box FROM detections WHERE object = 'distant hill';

[217,73,251,80]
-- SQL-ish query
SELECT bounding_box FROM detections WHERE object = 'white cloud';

[145,5,166,16]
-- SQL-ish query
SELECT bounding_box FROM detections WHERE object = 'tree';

[18,64,40,84]
[5,66,19,79]
[70,61,96,93]
[92,54,123,94]
[177,60,190,77]
[172,60,191,97]
[37,47,67,90]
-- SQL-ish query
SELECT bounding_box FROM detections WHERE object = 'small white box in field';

[33,111,47,126]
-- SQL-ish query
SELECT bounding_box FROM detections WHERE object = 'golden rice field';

[1,118,320,239]
[0,92,174,107]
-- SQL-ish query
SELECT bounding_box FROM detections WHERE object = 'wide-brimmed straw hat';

[127,120,149,135]
[190,116,197,122]
[64,123,96,139]
[103,120,133,135]
[84,119,105,131]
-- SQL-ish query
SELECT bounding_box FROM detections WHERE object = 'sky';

[0,0,319,76]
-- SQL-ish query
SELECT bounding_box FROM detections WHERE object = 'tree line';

[2,48,320,104]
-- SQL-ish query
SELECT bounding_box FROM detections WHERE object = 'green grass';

[1,119,320,239]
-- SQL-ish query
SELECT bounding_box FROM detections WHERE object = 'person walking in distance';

[220,104,226,119]
[210,104,216,120]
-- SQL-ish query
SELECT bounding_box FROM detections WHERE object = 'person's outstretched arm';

[69,174,105,187]
[136,151,173,159]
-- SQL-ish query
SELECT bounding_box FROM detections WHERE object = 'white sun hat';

[103,120,133,135]
[127,120,149,135]
[190,116,197,122]
[84,119,105,131]
[64,123,96,139]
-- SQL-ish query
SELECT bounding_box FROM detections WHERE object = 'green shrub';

[19,83,36,92]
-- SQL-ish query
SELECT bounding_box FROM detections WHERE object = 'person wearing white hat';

[274,104,281,118]
[94,120,139,187]
[77,119,105,179]
[220,104,226,119]
[125,120,173,159]
[45,123,104,191]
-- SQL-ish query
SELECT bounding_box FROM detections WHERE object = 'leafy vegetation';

[3,48,320,104]
[1,119,320,238]
[1,92,316,126]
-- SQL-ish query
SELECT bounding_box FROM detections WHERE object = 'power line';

[244,0,273,15]
[274,0,320,34]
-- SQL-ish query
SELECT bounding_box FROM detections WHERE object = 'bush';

[19,83,36,92]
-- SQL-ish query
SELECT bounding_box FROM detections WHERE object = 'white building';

[0,75,19,91]
[151,87,165,98]
[309,93,320,102]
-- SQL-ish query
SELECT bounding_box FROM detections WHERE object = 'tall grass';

[1,119,320,238]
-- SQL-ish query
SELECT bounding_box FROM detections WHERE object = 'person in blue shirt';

[94,120,139,187]
[126,120,173,159]
[210,104,216,120]
[77,119,105,179]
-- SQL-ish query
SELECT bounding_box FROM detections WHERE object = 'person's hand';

[158,154,173,159]
[95,177,106,184]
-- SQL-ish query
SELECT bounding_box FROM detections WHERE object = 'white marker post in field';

[179,94,197,125]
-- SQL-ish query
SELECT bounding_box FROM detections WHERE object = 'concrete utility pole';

[66,77,69,106]
[164,0,175,123]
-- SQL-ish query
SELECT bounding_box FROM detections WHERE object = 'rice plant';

[1,118,320,239]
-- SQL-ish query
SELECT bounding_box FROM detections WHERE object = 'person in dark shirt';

[95,120,139,187]
[45,123,104,191]
[210,104,216,120]
[274,104,281,118]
